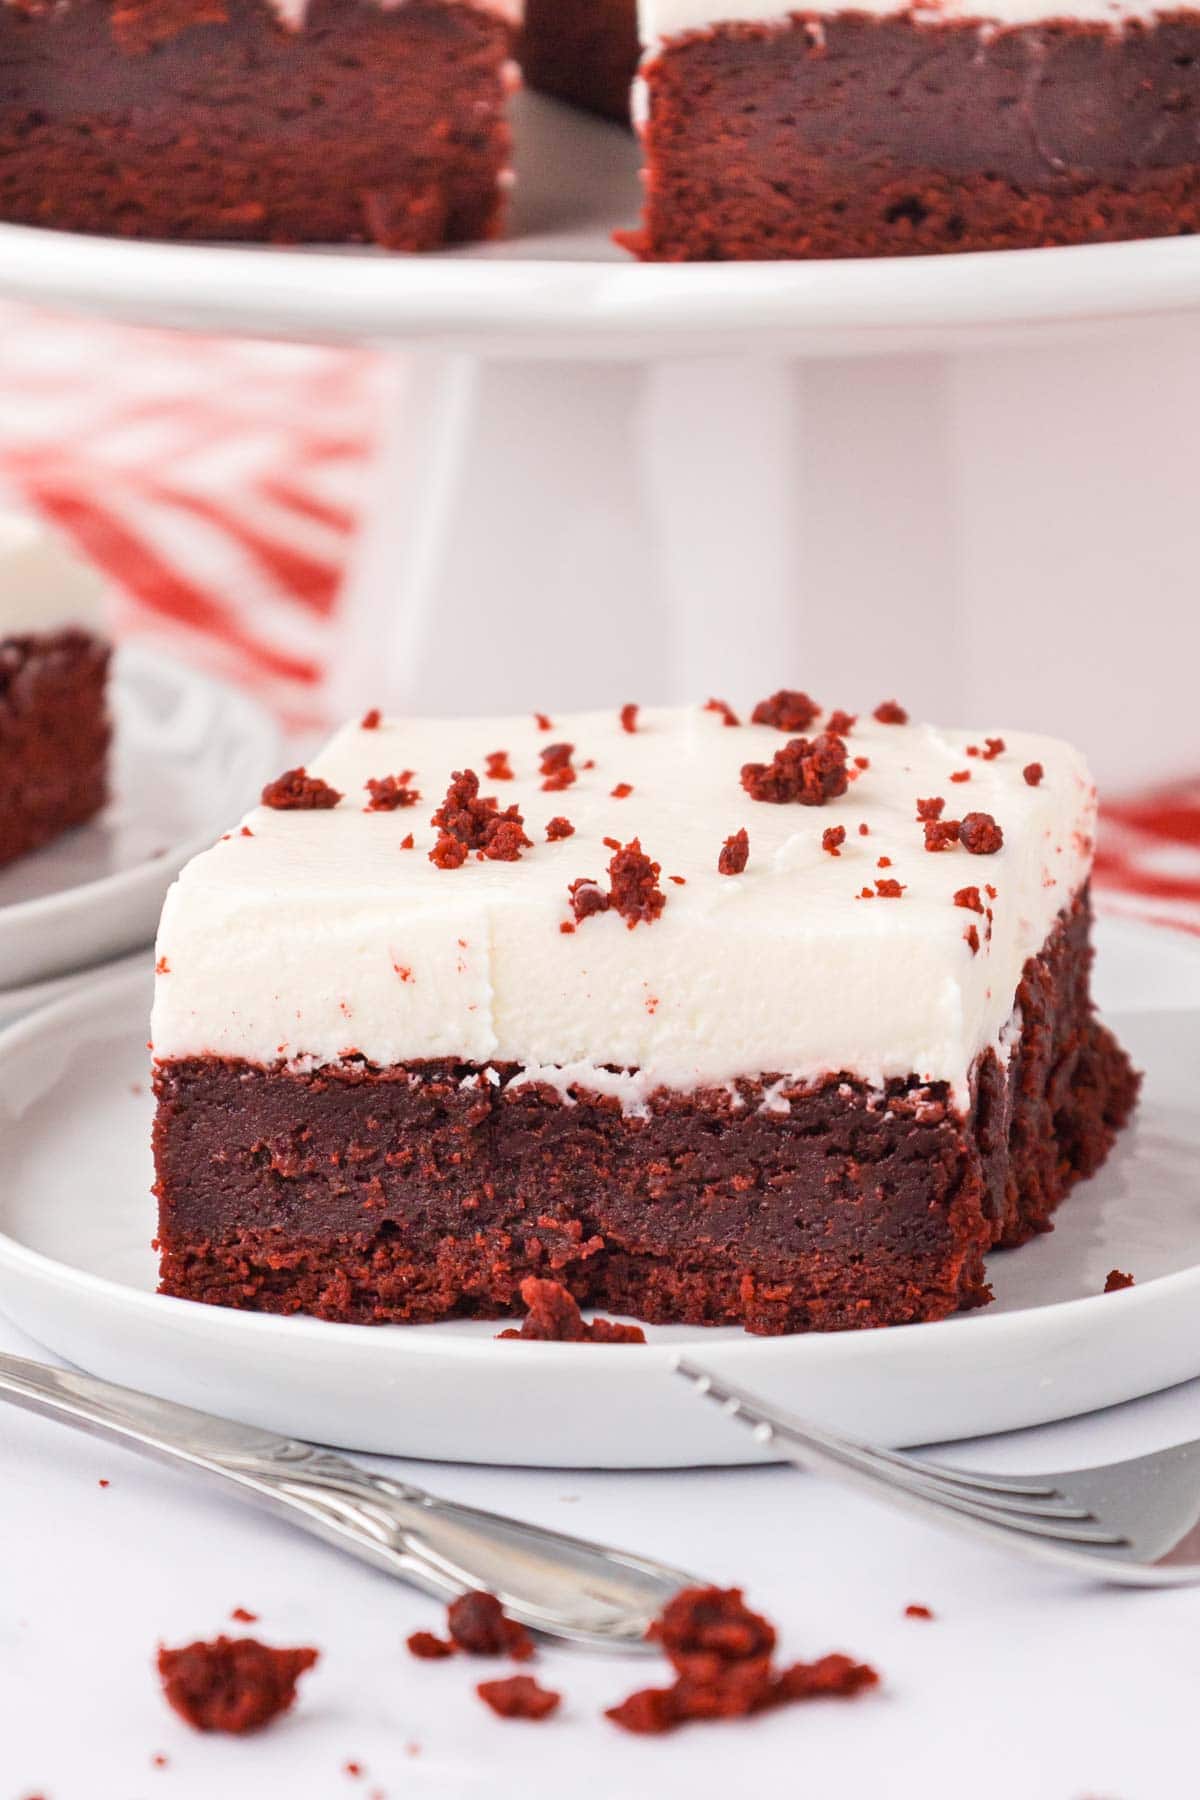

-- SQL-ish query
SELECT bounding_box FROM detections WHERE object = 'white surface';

[152,703,1091,1100]
[0,948,151,1029]
[2,919,1199,1465]
[0,644,281,988]
[639,0,1166,32]
[5,93,1200,357]
[0,508,106,634]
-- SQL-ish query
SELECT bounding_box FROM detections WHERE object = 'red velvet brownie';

[151,700,1137,1335]
[0,0,516,247]
[0,514,111,871]
[519,0,639,121]
[621,2,1200,259]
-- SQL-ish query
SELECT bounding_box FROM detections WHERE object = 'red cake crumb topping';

[478,1676,560,1721]
[429,770,530,866]
[497,1277,646,1344]
[608,839,665,927]
[858,823,870,836]
[877,855,892,868]
[407,1631,455,1660]
[964,924,981,953]
[741,733,848,806]
[983,737,1006,760]
[448,1592,536,1661]
[360,708,381,730]
[155,957,170,975]
[669,874,687,885]
[718,828,749,876]
[854,755,870,770]
[917,796,945,821]
[873,879,906,898]
[485,750,514,781]
[1024,762,1045,787]
[568,878,610,922]
[231,1608,258,1624]
[400,833,414,851]
[365,773,419,811]
[826,709,856,736]
[704,697,740,727]
[822,825,846,856]
[949,770,971,784]
[261,768,342,810]
[620,703,639,734]
[607,1587,878,1736]
[924,819,961,852]
[751,690,820,732]
[1105,1269,1136,1292]
[959,812,1004,855]
[873,700,908,725]
[157,1637,318,1734]
[954,886,984,913]
[540,746,576,793]
[546,816,574,841]
[904,1605,934,1621]
[602,836,621,851]
[534,712,552,731]
[611,782,633,799]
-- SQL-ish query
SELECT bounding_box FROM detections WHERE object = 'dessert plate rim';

[0,931,1197,1467]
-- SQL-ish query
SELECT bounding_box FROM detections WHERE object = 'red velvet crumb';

[1024,762,1044,787]
[873,879,905,898]
[751,689,820,733]
[858,822,869,836]
[954,886,984,912]
[447,1591,535,1661]
[230,1608,258,1624]
[539,742,576,791]
[365,772,419,811]
[718,828,749,875]
[498,1276,646,1344]
[983,737,1005,760]
[546,816,574,841]
[608,839,665,926]
[568,878,610,923]
[959,811,1004,855]
[261,768,342,810]
[620,703,639,734]
[155,956,170,975]
[485,750,514,782]
[741,733,848,806]
[774,1655,880,1701]
[1104,1269,1135,1292]
[904,1604,934,1621]
[924,819,960,852]
[916,796,945,821]
[964,924,981,954]
[430,834,468,870]
[826,709,856,736]
[877,855,891,868]
[704,697,740,727]
[534,712,552,731]
[429,769,530,866]
[949,770,971,783]
[611,782,633,799]
[477,1675,560,1721]
[407,1631,455,1660]
[873,700,908,725]
[822,825,846,856]
[157,1637,318,1734]
[360,708,381,730]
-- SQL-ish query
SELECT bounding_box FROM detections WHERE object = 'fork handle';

[0,1351,692,1649]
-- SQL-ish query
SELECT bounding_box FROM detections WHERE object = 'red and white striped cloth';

[0,300,1196,933]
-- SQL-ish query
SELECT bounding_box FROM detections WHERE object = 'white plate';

[0,949,150,1030]
[0,644,280,989]
[0,919,1197,1467]
[3,94,1200,357]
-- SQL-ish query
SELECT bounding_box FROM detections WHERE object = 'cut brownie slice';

[0,514,111,870]
[520,0,639,122]
[151,701,1137,1334]
[622,3,1200,260]
[0,0,516,248]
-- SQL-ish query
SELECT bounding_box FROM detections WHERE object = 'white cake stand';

[4,93,1200,787]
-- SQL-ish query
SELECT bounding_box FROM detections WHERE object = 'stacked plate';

[0,642,280,1025]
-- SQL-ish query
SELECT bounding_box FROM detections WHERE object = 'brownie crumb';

[477,1675,561,1721]
[157,1636,318,1734]
[904,1604,934,1621]
[752,690,820,733]
[954,886,984,913]
[546,816,574,841]
[360,708,381,730]
[230,1608,258,1624]
[447,1592,535,1661]
[924,819,960,852]
[704,697,740,727]
[741,733,848,806]
[365,773,419,811]
[429,769,530,866]
[485,750,514,782]
[1024,762,1045,787]
[620,703,639,734]
[611,782,633,799]
[826,709,856,737]
[1104,1269,1136,1292]
[407,1631,455,1660]
[608,839,665,927]
[498,1276,646,1345]
[261,768,342,811]
[959,812,1004,855]
[568,878,610,923]
[873,700,908,725]
[718,828,749,876]
[822,825,846,856]
[916,796,945,821]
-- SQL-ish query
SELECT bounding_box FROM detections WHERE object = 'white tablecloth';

[4,1307,1195,1800]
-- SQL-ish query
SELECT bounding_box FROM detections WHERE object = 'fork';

[674,1355,1200,1587]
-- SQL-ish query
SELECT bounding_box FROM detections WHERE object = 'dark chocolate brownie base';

[0,0,511,248]
[0,629,110,869]
[519,0,638,123]
[621,16,1200,260]
[153,891,1139,1334]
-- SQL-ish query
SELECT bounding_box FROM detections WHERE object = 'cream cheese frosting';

[0,511,106,638]
[151,701,1096,1109]
[638,0,1170,39]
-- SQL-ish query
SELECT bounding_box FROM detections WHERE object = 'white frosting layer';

[266,0,520,34]
[0,512,106,638]
[639,0,1172,38]
[152,702,1095,1108]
